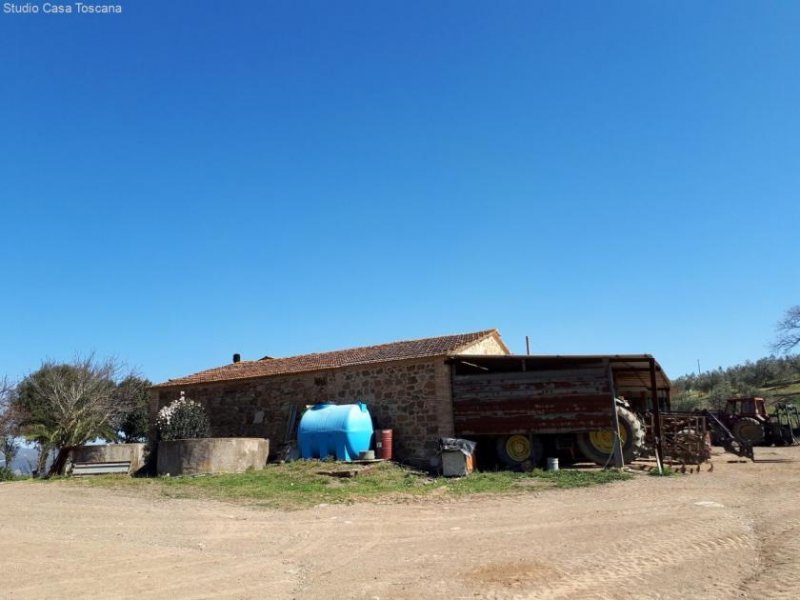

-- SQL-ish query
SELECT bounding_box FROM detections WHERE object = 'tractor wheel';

[576,405,645,466]
[780,426,795,447]
[496,434,543,469]
[731,417,765,445]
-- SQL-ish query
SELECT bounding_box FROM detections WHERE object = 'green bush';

[156,395,210,441]
[649,466,678,477]
[0,466,16,481]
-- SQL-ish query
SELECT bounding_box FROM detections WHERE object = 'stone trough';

[157,437,269,476]
[69,443,147,473]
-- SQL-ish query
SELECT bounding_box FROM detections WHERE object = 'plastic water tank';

[298,402,374,462]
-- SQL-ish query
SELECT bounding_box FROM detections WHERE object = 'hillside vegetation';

[672,354,800,411]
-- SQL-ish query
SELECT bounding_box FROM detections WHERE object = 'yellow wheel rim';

[505,435,531,462]
[589,426,627,454]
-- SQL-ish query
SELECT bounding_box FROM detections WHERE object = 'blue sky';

[1,1,798,384]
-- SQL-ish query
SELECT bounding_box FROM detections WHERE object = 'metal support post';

[649,357,664,471]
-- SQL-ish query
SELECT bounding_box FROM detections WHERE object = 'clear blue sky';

[1,1,798,385]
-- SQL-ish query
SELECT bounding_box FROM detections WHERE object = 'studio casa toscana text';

[4,2,122,13]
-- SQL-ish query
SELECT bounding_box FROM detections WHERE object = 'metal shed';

[448,354,671,462]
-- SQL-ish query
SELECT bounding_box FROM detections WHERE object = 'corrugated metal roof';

[449,354,671,390]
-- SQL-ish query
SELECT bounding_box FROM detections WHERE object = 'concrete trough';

[157,437,269,476]
[72,461,132,476]
[69,443,147,473]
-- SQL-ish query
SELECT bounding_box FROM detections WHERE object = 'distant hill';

[672,354,800,411]
[0,445,38,475]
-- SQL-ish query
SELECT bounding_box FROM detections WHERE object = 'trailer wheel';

[496,435,543,468]
[576,406,645,466]
[731,417,765,445]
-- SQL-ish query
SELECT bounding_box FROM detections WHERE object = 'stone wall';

[151,357,456,465]
[458,335,509,356]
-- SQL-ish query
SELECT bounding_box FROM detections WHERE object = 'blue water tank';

[298,402,374,462]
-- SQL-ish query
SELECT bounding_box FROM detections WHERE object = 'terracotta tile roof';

[153,329,506,389]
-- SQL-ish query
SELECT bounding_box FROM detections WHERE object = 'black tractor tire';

[496,434,544,469]
[731,417,765,445]
[709,429,722,446]
[576,405,646,466]
[780,426,795,446]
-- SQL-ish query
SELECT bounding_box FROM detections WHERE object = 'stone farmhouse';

[150,329,510,464]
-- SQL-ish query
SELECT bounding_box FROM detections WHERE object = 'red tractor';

[715,397,800,447]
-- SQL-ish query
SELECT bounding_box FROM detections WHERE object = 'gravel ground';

[3,446,799,599]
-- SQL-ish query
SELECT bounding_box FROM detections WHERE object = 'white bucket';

[546,457,559,471]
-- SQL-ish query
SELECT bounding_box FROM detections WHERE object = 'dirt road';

[3,447,799,599]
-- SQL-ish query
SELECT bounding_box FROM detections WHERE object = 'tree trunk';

[35,444,50,478]
[49,446,73,476]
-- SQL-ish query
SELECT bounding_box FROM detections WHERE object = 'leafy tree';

[14,357,121,476]
[706,381,735,411]
[773,305,800,355]
[672,351,800,413]
[22,422,59,476]
[670,390,703,412]
[112,376,152,443]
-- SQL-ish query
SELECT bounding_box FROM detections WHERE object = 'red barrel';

[376,429,393,461]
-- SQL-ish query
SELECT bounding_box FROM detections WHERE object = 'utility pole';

[697,359,701,376]
[525,336,530,355]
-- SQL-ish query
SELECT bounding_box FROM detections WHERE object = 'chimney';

[233,353,241,363]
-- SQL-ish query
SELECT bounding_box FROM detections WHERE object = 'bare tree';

[0,376,20,473]
[15,356,123,475]
[772,305,800,355]
[0,377,13,418]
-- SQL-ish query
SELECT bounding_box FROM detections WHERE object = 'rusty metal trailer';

[448,354,672,467]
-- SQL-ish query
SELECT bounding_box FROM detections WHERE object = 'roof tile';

[153,329,504,388]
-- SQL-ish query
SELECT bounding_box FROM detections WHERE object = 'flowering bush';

[156,393,210,441]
